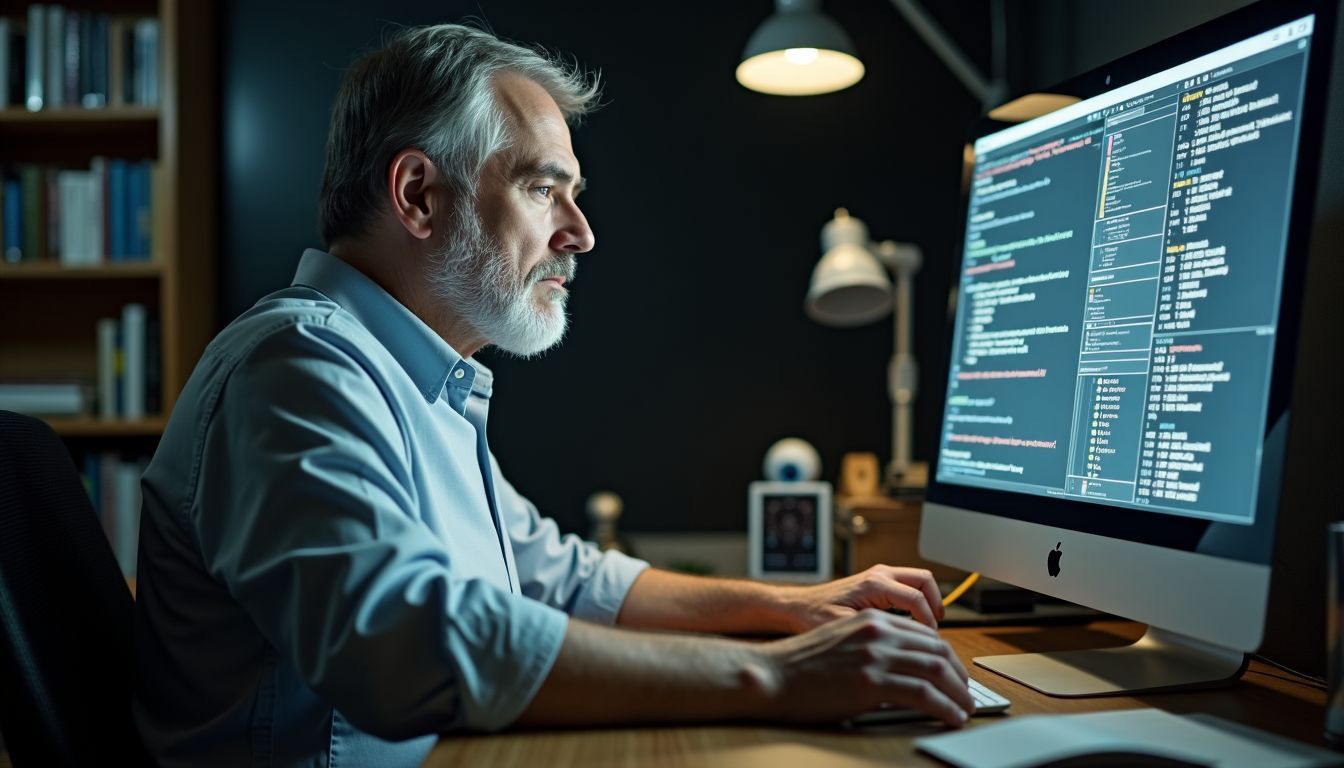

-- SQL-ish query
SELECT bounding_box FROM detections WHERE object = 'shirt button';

[453,368,466,379]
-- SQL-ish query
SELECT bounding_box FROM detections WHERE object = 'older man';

[134,24,973,767]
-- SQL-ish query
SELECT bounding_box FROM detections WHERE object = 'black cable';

[1250,654,1328,691]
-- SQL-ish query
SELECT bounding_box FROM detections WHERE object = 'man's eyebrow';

[515,160,587,194]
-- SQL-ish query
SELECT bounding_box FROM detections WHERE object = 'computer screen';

[920,0,1335,695]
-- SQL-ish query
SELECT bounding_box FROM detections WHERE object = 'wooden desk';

[423,621,1331,767]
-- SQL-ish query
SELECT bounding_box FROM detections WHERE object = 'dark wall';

[220,0,990,534]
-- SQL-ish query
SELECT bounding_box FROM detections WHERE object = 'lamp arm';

[888,0,997,107]
[877,242,922,481]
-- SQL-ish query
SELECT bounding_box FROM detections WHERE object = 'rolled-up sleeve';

[191,320,567,738]
[490,456,649,625]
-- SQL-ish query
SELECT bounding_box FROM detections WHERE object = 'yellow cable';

[942,572,980,607]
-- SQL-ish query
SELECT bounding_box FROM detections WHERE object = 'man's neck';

[328,238,487,358]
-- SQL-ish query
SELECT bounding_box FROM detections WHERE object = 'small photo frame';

[748,481,832,583]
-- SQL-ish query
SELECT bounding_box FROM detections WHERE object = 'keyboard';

[845,678,1011,726]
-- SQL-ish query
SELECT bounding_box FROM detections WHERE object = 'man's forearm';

[516,618,772,726]
[517,608,976,728]
[614,568,803,635]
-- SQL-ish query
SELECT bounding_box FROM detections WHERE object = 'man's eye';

[532,186,552,198]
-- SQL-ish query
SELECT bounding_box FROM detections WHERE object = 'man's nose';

[551,200,595,254]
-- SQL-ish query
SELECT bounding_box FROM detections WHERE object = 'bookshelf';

[0,0,216,430]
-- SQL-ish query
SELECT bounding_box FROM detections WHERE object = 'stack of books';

[0,302,159,419]
[0,6,160,110]
[1,158,155,264]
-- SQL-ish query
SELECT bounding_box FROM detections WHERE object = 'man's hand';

[773,565,946,633]
[521,607,974,728]
[750,608,973,726]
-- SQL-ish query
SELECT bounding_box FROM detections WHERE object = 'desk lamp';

[736,0,1083,121]
[806,209,922,490]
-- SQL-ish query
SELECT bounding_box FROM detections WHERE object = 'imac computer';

[920,0,1337,696]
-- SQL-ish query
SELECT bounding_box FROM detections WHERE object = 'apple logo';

[1047,542,1062,577]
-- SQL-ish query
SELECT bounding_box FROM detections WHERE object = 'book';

[83,14,107,108]
[97,316,118,418]
[2,177,20,262]
[20,165,42,262]
[0,18,9,108]
[128,160,151,259]
[62,9,78,107]
[120,302,146,418]
[56,169,94,264]
[133,18,157,107]
[108,158,126,260]
[0,381,88,415]
[107,16,125,107]
[111,458,143,576]
[5,24,21,108]
[90,156,106,261]
[44,5,63,109]
[25,5,44,110]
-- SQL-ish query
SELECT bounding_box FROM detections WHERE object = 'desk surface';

[422,621,1330,768]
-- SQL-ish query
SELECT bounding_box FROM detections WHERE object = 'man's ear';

[386,149,446,241]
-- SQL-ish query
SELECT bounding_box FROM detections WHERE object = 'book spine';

[63,9,78,107]
[0,19,10,108]
[129,161,150,259]
[45,167,59,260]
[57,170,76,264]
[108,158,126,260]
[107,16,124,107]
[86,14,107,108]
[120,302,146,418]
[44,5,63,108]
[112,458,143,577]
[2,178,20,262]
[97,316,118,418]
[90,156,106,262]
[133,18,157,107]
[20,165,42,262]
[25,5,44,110]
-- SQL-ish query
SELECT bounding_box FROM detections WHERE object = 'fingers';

[890,568,946,622]
[875,617,969,684]
[879,673,972,727]
[867,578,939,628]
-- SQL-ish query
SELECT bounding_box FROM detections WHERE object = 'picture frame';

[747,481,832,583]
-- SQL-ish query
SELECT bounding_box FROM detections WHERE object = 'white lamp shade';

[737,4,865,96]
[805,241,892,326]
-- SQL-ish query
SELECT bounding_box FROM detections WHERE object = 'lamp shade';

[805,241,892,326]
[737,0,864,96]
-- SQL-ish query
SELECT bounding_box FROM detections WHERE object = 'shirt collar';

[290,248,494,405]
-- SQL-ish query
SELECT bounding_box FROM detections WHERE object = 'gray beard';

[426,197,576,358]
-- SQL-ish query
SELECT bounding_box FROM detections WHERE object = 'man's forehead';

[490,72,581,179]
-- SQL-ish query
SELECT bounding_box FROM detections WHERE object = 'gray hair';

[317,24,601,247]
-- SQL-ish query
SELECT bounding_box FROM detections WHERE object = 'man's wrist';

[744,581,809,635]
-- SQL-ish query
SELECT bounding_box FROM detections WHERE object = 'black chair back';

[0,411,148,766]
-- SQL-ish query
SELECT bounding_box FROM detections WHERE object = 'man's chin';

[485,311,568,358]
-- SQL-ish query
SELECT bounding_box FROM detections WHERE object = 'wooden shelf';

[44,416,167,437]
[0,106,159,124]
[0,262,162,280]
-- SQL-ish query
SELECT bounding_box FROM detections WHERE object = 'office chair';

[0,411,149,766]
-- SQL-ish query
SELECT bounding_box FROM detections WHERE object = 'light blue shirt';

[134,248,648,767]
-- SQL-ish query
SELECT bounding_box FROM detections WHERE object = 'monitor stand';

[973,626,1248,697]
